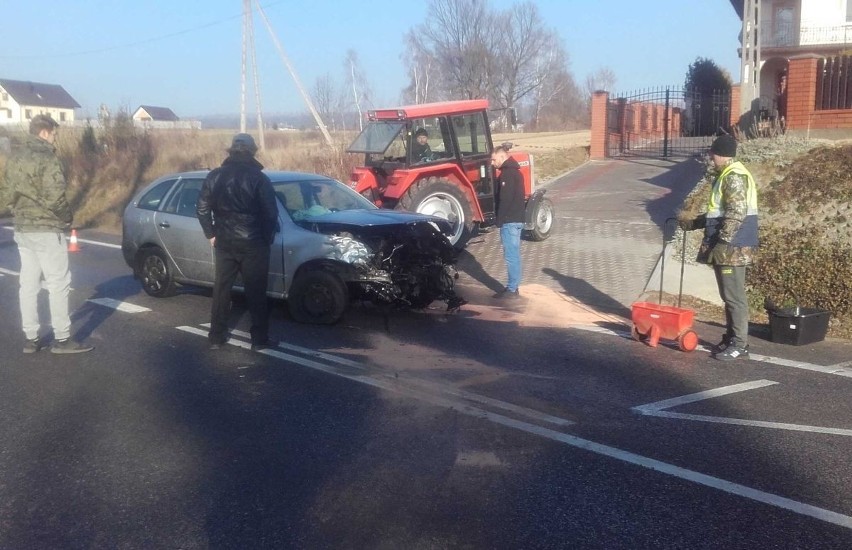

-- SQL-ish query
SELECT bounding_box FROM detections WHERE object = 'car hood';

[295,209,453,235]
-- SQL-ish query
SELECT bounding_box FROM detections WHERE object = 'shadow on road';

[542,267,631,318]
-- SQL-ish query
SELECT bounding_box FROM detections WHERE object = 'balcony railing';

[763,22,852,48]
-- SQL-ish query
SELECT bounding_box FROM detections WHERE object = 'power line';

[0,1,285,59]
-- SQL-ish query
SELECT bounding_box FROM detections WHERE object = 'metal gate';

[606,87,731,158]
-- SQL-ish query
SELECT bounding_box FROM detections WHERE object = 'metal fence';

[816,55,852,110]
[606,86,731,158]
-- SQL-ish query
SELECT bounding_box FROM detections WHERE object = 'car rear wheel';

[139,248,177,298]
[288,269,349,324]
[398,177,475,248]
[524,197,555,241]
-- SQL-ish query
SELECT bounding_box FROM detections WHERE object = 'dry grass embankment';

[2,125,589,231]
[677,137,852,339]
[493,129,590,182]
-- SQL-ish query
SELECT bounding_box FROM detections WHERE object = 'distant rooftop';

[135,105,179,121]
[0,78,81,109]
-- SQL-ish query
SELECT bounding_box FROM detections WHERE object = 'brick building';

[729,0,852,132]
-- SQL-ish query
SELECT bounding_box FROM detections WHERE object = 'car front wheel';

[139,247,177,297]
[287,269,349,324]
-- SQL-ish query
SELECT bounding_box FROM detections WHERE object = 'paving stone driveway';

[458,157,707,313]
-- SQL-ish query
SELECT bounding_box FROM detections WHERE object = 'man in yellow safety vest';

[679,134,759,361]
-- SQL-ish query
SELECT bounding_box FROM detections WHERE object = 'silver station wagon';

[121,171,465,324]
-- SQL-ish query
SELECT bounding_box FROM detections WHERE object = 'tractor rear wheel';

[398,177,475,248]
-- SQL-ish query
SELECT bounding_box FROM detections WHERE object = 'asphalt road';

[0,226,850,549]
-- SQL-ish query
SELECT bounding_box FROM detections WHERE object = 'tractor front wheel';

[398,177,475,248]
[524,197,555,242]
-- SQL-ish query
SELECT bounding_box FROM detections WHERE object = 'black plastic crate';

[768,307,830,346]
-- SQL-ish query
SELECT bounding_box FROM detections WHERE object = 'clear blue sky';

[1,0,743,119]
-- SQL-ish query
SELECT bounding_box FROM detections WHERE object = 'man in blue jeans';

[491,145,525,299]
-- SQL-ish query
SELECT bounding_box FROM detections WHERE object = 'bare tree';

[491,3,557,114]
[530,45,574,129]
[401,30,438,104]
[413,0,499,100]
[344,49,372,131]
[584,67,617,97]
[312,73,339,131]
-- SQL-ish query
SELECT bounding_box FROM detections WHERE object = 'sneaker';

[23,338,42,354]
[713,335,734,355]
[493,289,520,299]
[50,339,94,354]
[714,346,749,361]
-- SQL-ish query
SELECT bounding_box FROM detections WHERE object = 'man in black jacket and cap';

[491,144,526,299]
[197,133,278,351]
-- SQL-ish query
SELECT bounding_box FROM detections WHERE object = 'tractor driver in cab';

[410,128,432,163]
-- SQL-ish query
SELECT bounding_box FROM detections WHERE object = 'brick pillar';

[785,55,820,130]
[729,84,741,128]
[590,90,609,159]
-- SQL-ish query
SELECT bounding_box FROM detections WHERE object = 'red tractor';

[346,99,554,248]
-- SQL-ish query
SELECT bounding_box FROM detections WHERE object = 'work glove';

[709,241,732,265]
[677,213,706,231]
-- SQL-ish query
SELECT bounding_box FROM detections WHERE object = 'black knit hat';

[710,135,737,157]
[228,133,258,154]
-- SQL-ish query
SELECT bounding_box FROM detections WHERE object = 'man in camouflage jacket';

[679,134,759,361]
[3,114,93,354]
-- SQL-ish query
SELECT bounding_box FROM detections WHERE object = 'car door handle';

[158,221,171,228]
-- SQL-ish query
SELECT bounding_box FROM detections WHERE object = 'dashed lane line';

[76,238,121,250]
[0,226,121,249]
[88,297,151,313]
[183,325,575,430]
[176,325,852,531]
[632,380,852,437]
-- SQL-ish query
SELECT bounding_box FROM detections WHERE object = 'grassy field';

[1,125,590,231]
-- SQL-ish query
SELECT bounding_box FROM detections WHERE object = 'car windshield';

[272,178,376,221]
[347,122,405,154]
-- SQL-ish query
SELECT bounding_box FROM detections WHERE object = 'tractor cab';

[347,100,553,248]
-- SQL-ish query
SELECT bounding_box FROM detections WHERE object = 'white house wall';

[800,0,844,27]
[0,84,77,125]
[0,105,76,126]
[800,0,849,45]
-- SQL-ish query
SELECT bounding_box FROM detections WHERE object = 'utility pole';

[240,0,265,148]
[247,1,265,149]
[254,0,333,147]
[739,0,761,118]
[240,0,249,133]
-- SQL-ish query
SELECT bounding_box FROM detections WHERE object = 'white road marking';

[77,237,122,250]
[0,267,19,276]
[0,226,121,249]
[204,325,365,369]
[632,380,779,413]
[632,380,852,437]
[175,325,852,530]
[180,326,574,429]
[749,353,852,378]
[87,297,151,313]
[573,325,852,378]
[637,410,852,437]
